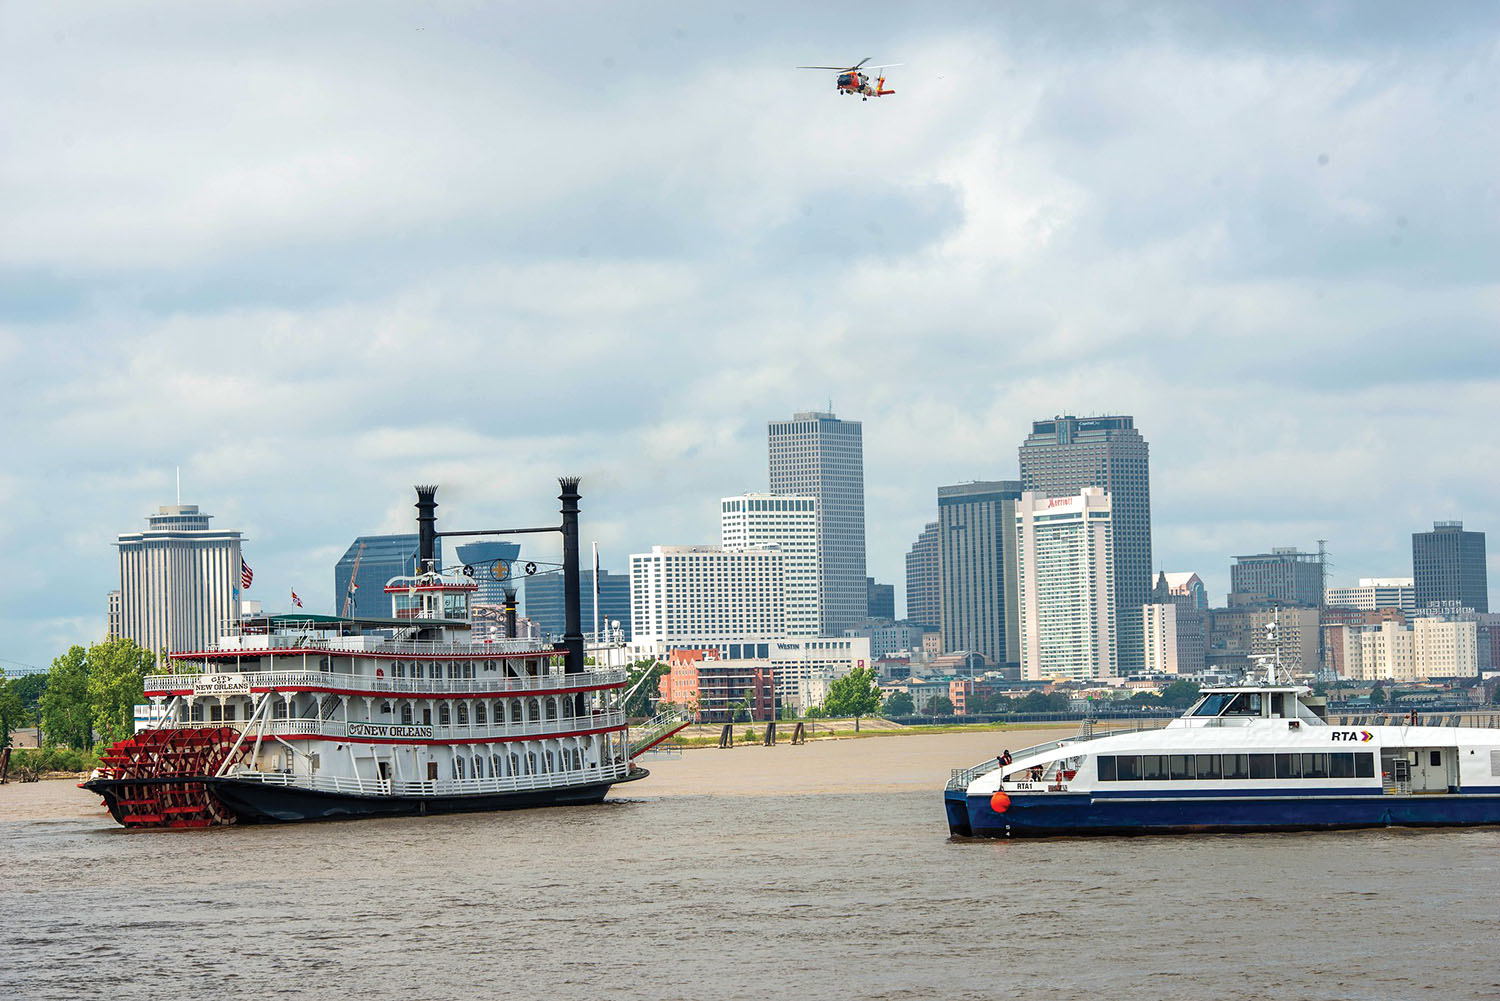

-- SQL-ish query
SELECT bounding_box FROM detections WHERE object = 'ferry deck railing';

[946,720,1170,791]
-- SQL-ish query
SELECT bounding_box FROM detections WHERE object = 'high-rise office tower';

[525,569,632,640]
[453,540,522,607]
[768,411,867,634]
[1413,521,1488,613]
[1015,488,1117,680]
[117,504,243,660]
[721,493,820,636]
[628,546,786,650]
[107,589,122,640]
[938,480,1023,668]
[334,534,440,619]
[866,578,895,622]
[904,521,941,630]
[1018,415,1151,672]
[1230,548,1323,607]
[1325,578,1416,613]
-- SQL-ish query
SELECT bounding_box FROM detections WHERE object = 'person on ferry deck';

[998,749,1013,768]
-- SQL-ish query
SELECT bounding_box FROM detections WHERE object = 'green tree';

[882,691,915,717]
[1160,680,1201,708]
[823,666,883,731]
[9,671,46,711]
[1015,691,1070,715]
[0,669,26,749]
[622,658,665,717]
[925,695,954,716]
[1368,685,1387,706]
[39,646,92,749]
[87,638,154,748]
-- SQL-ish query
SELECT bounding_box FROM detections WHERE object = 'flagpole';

[591,541,600,648]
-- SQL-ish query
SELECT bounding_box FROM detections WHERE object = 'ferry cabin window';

[1097,752,1371,782]
[443,593,468,619]
[1224,693,1263,717]
[1192,694,1233,717]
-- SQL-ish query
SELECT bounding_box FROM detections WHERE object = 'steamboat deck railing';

[187,710,628,742]
[145,667,626,698]
[209,634,556,659]
[226,758,637,799]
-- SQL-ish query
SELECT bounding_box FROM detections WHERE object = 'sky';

[2,1,1497,671]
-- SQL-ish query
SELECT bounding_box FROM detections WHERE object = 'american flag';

[240,558,254,589]
[291,590,303,608]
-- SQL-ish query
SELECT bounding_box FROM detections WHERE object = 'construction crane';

[341,542,366,618]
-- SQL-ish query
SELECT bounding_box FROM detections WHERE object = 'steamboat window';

[1275,754,1301,779]
[394,661,406,678]
[1330,752,1356,778]
[1302,753,1329,779]
[1196,754,1222,780]
[413,663,425,679]
[380,702,392,715]
[1096,756,1118,781]
[1355,753,1375,778]
[456,704,468,725]
[485,660,496,672]
[1222,754,1249,780]
[402,705,413,724]
[491,753,502,777]
[1169,755,1193,780]
[473,754,485,778]
[475,703,487,725]
[1115,755,1143,780]
[422,707,432,726]
[454,757,465,779]
[439,705,451,725]
[1142,755,1167,781]
[1249,754,1276,779]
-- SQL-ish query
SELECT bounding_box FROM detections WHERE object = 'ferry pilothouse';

[84,479,691,827]
[945,671,1500,838]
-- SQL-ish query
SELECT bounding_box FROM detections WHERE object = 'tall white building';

[1325,577,1417,613]
[720,493,820,636]
[1015,488,1117,681]
[1142,603,1179,673]
[628,546,786,651]
[117,504,243,662]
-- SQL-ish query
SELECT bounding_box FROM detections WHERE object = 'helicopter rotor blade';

[796,65,852,70]
[853,57,872,69]
[860,63,903,70]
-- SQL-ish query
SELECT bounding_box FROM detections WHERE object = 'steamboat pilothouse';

[85,479,690,827]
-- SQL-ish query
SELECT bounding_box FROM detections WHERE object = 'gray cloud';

[1,1,1497,667]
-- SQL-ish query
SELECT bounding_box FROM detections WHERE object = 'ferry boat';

[945,675,1500,838]
[84,480,690,827]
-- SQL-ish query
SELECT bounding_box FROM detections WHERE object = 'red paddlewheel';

[99,728,247,828]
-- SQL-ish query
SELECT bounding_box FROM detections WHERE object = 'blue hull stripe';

[947,789,1500,838]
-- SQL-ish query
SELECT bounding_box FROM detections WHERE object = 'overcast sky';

[2,2,1497,670]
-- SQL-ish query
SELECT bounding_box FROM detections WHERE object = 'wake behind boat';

[945,673,1500,838]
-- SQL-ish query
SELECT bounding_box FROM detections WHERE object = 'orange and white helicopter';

[797,57,900,100]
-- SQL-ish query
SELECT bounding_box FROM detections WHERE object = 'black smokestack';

[559,477,583,675]
[503,585,518,639]
[415,485,438,572]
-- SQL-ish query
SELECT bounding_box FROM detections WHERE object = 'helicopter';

[796,57,901,100]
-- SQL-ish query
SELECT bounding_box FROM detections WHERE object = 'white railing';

[629,707,694,758]
[213,632,554,659]
[145,667,626,697]
[228,759,636,799]
[945,720,1171,791]
[214,710,626,742]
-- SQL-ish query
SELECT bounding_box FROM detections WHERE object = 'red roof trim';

[169,646,561,662]
[148,681,626,699]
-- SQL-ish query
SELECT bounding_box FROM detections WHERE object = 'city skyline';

[3,4,1498,670]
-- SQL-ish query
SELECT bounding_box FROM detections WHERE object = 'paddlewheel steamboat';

[85,479,690,827]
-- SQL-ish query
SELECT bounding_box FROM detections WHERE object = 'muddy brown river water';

[2,729,1497,1000]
